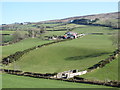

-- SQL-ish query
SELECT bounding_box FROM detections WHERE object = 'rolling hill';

[1,12,119,88]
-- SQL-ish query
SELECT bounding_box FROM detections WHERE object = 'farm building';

[46,31,85,40]
[63,31,78,39]
[54,69,87,79]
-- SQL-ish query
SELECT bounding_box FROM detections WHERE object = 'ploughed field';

[6,35,115,73]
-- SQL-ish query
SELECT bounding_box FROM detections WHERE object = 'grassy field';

[1,31,28,44]
[0,31,15,34]
[6,34,116,73]
[73,26,118,34]
[2,74,112,88]
[80,57,118,81]
[2,38,52,58]
[2,26,116,58]
[0,31,27,34]
[44,31,66,36]
[44,25,118,36]
[2,35,14,44]
[2,25,118,88]
[45,23,86,31]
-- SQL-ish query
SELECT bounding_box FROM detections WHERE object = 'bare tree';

[111,31,120,50]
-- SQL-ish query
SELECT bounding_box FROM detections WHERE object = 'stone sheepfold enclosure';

[54,70,87,79]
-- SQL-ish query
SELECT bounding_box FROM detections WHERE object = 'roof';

[65,31,77,35]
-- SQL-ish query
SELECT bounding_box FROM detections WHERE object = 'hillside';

[36,12,119,28]
[6,27,116,73]
[1,12,119,88]
[39,12,118,23]
[0,12,119,31]
[80,57,118,81]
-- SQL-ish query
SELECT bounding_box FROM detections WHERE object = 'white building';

[55,69,87,79]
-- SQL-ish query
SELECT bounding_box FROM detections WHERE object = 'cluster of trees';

[27,25,46,39]
[71,18,99,25]
[104,19,119,29]
[71,18,119,29]
[12,31,28,42]
[3,25,47,45]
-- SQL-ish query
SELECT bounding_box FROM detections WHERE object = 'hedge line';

[72,76,120,88]
[1,49,119,88]
[87,49,120,72]
[1,39,72,65]
[1,38,24,46]
[1,69,119,88]
[1,38,120,87]
[1,69,57,78]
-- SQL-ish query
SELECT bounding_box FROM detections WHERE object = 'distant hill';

[37,12,119,28]
[1,12,119,30]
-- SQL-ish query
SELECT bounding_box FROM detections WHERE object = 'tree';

[27,27,39,38]
[111,32,120,50]
[13,30,27,42]
[37,25,46,39]
[27,25,46,39]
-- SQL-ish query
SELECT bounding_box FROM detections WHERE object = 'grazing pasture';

[0,31,15,34]
[1,11,119,88]
[2,74,111,88]
[80,57,118,81]
[2,38,52,58]
[2,35,14,44]
[2,25,118,88]
[6,34,115,74]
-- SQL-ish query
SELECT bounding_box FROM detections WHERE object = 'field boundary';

[53,49,119,79]
[86,49,119,72]
[1,39,72,65]
[1,68,120,88]
[1,36,25,46]
[1,35,119,88]
[1,49,120,88]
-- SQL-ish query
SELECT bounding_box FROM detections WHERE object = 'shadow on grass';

[65,52,110,61]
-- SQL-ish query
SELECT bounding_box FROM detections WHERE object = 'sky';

[0,2,118,24]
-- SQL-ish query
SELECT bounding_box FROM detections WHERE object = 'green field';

[0,31,15,34]
[0,31,27,34]
[2,35,14,43]
[6,34,116,73]
[44,25,118,37]
[44,31,66,36]
[2,25,118,88]
[2,74,111,88]
[73,26,118,34]
[2,38,52,58]
[80,57,118,81]
[42,23,86,31]
[1,31,28,44]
